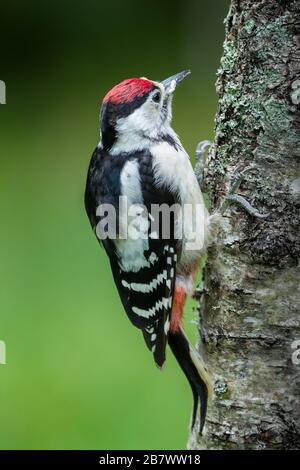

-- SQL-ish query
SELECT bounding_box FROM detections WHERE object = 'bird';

[85,70,212,434]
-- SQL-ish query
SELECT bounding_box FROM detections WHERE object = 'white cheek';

[110,101,161,154]
[138,101,161,131]
[108,90,172,154]
[123,101,159,132]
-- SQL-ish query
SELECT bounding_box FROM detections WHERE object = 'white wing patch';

[117,159,150,272]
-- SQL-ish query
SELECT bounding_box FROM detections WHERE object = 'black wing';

[85,146,180,368]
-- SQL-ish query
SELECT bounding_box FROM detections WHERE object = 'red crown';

[103,78,154,105]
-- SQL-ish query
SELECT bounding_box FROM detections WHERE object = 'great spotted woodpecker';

[85,71,212,434]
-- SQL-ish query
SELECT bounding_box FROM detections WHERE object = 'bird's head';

[100,70,191,152]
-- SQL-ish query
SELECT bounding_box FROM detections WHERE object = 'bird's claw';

[194,140,212,189]
[195,140,212,160]
[219,165,270,219]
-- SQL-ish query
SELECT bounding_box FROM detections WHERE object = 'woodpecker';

[85,70,212,434]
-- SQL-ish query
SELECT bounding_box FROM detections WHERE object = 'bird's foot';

[194,140,212,189]
[219,165,270,219]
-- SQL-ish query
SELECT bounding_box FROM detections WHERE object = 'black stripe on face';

[100,90,154,151]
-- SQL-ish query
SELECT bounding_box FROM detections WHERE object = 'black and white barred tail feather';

[168,327,212,434]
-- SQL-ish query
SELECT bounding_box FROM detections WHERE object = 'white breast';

[151,140,209,269]
[151,141,199,203]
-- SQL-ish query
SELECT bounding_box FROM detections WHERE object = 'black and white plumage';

[85,71,212,434]
[85,146,178,367]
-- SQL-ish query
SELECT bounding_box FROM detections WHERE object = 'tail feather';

[168,327,212,434]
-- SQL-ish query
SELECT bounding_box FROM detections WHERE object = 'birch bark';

[190,0,300,450]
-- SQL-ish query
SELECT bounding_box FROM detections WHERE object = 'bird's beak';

[161,70,191,94]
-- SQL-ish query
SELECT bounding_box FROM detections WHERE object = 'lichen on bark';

[189,0,300,450]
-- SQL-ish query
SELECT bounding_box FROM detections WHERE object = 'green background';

[0,0,228,450]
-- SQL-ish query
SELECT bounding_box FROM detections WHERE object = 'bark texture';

[189,0,300,450]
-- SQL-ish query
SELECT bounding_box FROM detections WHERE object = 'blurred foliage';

[0,0,229,450]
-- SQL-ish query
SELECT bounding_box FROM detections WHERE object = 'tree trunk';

[189,0,300,450]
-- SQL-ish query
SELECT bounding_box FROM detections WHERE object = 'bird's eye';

[152,91,161,103]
